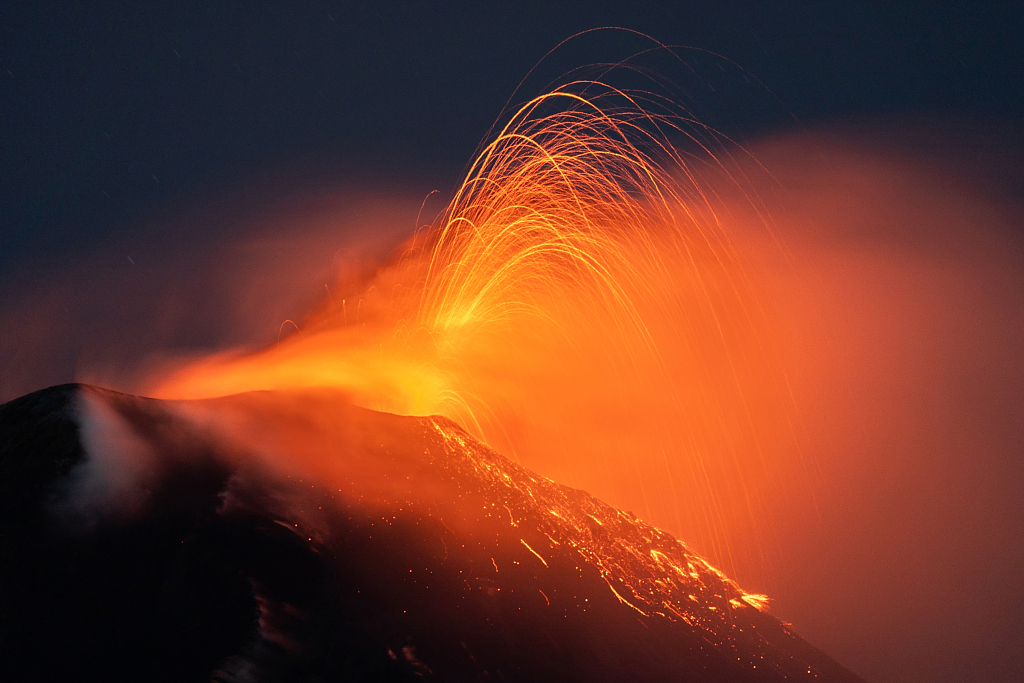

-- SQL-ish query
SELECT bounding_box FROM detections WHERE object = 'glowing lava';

[151,82,795,578]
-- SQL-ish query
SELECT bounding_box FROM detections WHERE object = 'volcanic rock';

[0,384,863,682]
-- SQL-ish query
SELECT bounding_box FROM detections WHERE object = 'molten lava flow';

[3,383,864,682]
[151,82,796,581]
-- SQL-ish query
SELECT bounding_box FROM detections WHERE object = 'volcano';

[0,384,862,682]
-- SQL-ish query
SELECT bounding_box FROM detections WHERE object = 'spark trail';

[152,81,794,578]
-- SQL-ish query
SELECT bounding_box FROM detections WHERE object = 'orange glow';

[150,82,796,580]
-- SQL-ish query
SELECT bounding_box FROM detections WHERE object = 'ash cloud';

[3,119,1023,683]
[0,181,428,404]
[728,122,1024,683]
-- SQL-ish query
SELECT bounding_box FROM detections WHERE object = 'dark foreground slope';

[0,384,863,682]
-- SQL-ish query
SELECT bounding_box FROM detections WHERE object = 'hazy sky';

[2,3,1022,683]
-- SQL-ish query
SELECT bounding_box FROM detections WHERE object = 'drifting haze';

[0,182,426,402]
[2,123,1022,683]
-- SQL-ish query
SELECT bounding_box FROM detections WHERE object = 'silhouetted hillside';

[0,384,863,682]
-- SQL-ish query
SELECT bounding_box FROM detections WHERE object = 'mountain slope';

[0,384,863,682]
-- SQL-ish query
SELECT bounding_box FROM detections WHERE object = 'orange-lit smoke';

[17,99,1016,682]
[150,83,797,577]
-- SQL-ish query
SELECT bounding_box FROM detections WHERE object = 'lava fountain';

[150,82,796,579]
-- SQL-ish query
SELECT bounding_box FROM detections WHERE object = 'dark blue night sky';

[2,4,1023,683]
[2,2,1021,270]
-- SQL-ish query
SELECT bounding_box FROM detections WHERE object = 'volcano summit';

[0,383,862,682]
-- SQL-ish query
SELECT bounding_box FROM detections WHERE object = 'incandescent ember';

[0,383,861,682]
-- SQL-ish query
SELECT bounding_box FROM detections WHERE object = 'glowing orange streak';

[603,576,649,616]
[519,539,549,568]
[152,78,793,587]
